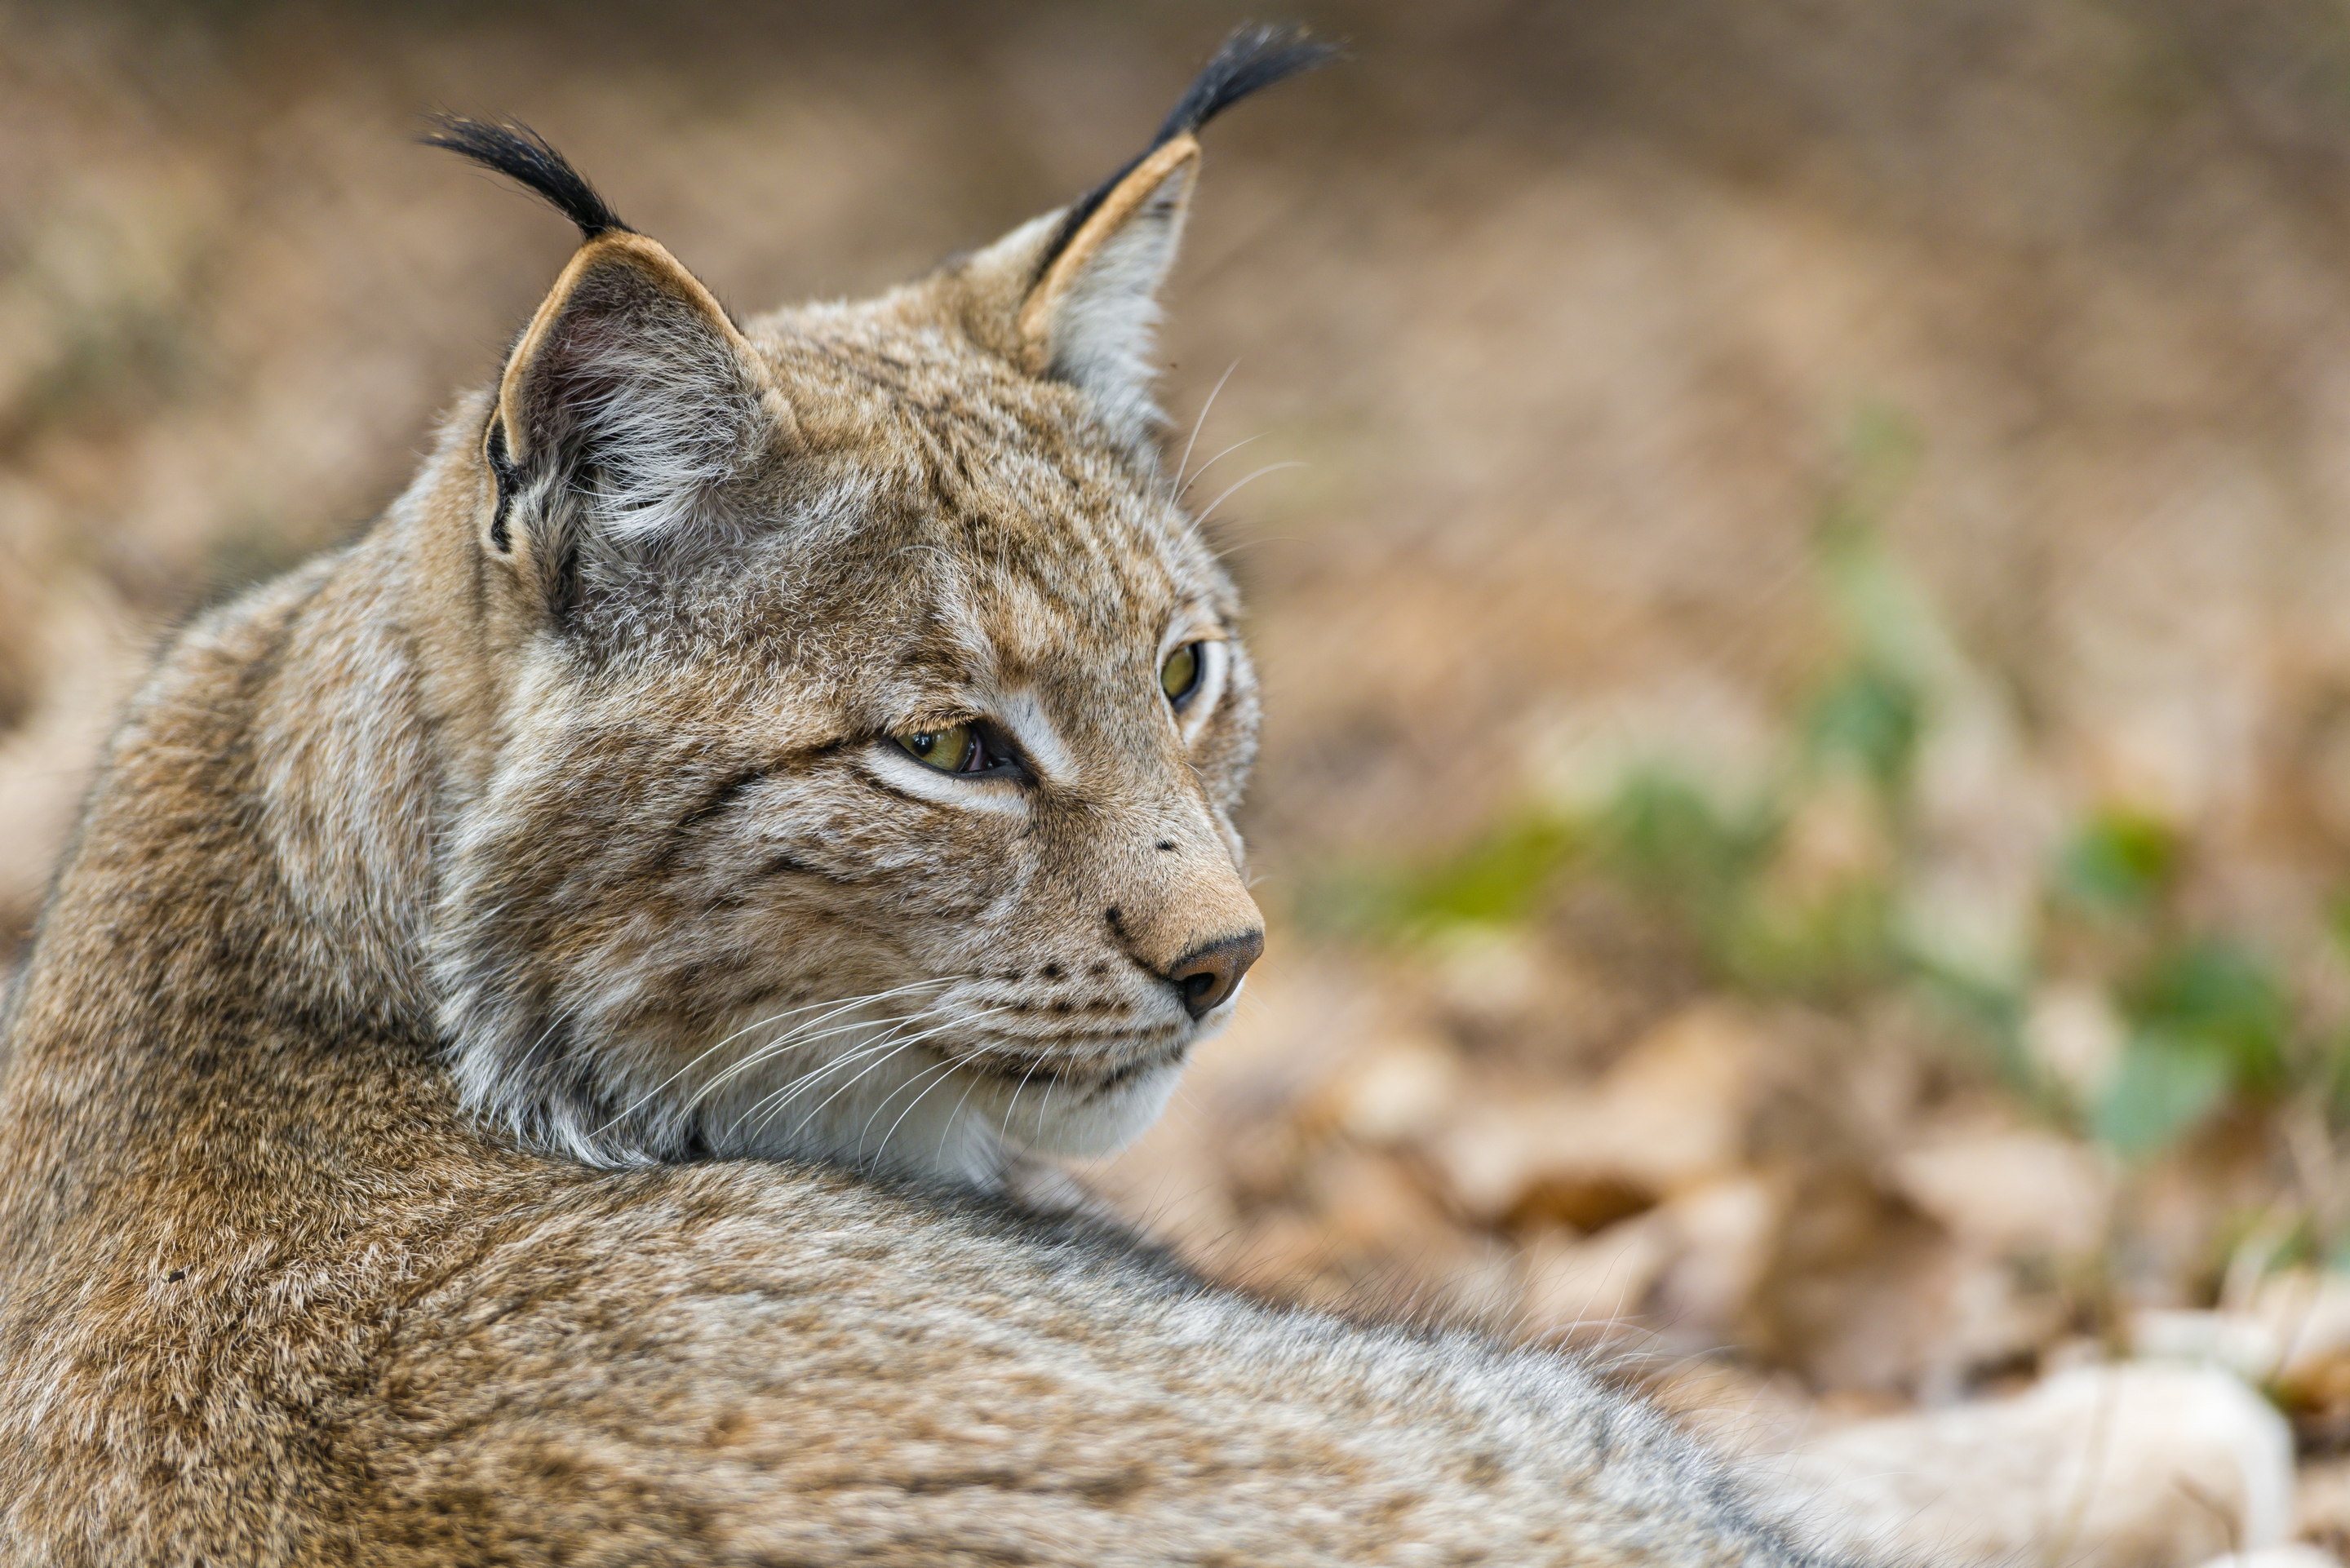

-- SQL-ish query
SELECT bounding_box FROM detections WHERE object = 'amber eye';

[896,724,982,773]
[1160,642,1204,708]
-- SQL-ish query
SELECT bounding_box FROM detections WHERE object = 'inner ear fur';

[981,137,1201,441]
[485,233,787,587]
[1016,135,1199,352]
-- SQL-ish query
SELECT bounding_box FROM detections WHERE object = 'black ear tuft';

[423,116,633,241]
[1152,21,1341,146]
[1037,22,1339,282]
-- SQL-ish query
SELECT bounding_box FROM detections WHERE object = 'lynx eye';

[1160,642,1204,708]
[896,724,989,774]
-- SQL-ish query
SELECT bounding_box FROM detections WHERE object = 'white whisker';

[1034,1052,1064,1145]
[734,1043,920,1144]
[592,977,950,1136]
[1174,358,1240,494]
[769,1028,964,1143]
[997,1054,1048,1154]
[1192,462,1308,534]
[683,997,942,1115]
[1176,435,1260,502]
[729,1025,933,1138]
[756,1006,1019,1141]
[504,991,594,1105]
[933,1061,994,1172]
[1206,532,1301,567]
[695,1007,944,1141]
[866,1055,972,1167]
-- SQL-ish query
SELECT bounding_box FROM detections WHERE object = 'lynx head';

[419,26,1332,1185]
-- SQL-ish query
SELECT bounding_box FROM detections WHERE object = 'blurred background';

[6,0,2350,1554]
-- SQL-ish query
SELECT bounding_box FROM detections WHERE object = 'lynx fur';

[0,29,1854,1566]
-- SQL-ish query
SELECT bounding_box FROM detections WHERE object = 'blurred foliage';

[1806,405,1931,798]
[1803,665,1922,798]
[2056,809,2183,915]
[1354,812,1585,932]
[2099,941,2288,1157]
[1311,410,2350,1176]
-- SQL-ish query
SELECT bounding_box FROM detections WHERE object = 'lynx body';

[0,30,1847,1566]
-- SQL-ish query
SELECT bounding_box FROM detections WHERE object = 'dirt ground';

[6,1,2350,1557]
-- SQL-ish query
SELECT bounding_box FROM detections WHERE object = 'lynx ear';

[428,119,780,606]
[490,233,773,563]
[1011,140,1201,436]
[970,24,1336,444]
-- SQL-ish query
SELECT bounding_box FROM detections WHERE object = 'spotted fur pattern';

[0,31,1856,1567]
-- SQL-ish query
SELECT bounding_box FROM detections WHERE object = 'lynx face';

[419,47,1324,1182]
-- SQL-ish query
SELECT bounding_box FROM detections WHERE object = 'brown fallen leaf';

[1890,1123,2116,1260]
[1426,1003,1771,1225]
[1520,1211,1681,1344]
[1312,1034,1462,1147]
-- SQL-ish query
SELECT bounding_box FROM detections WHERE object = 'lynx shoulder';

[0,26,1851,1566]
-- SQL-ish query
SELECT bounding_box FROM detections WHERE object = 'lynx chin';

[0,25,1865,1566]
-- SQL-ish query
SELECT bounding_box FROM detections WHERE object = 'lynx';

[0,27,1849,1566]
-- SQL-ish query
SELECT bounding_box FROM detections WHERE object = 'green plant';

[2055,808,2181,916]
[2093,940,2287,1157]
[1319,405,2350,1174]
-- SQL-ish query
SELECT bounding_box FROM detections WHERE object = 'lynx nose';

[1167,931,1263,1021]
